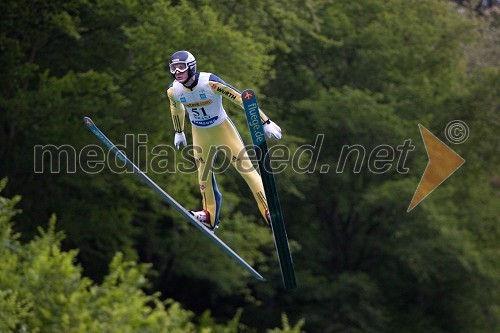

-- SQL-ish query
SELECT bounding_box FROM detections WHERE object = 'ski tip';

[83,117,94,126]
[241,89,256,102]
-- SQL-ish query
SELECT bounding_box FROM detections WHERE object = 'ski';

[241,90,297,290]
[83,117,265,282]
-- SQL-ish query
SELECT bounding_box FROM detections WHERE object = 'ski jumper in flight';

[166,50,282,230]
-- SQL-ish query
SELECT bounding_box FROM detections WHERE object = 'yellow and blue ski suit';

[167,72,269,225]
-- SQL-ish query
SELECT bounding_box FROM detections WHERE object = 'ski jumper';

[167,72,270,225]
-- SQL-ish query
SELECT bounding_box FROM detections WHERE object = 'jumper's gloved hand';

[263,120,282,140]
[174,131,187,150]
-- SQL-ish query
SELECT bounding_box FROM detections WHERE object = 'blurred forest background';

[1,0,499,332]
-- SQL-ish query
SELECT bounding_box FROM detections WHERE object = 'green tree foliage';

[0,183,304,332]
[1,0,499,332]
[0,180,193,332]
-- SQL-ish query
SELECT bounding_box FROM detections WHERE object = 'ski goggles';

[169,61,189,74]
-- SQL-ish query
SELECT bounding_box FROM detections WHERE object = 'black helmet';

[168,50,197,80]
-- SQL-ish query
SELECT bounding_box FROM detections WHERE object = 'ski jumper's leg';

[192,126,222,226]
[217,119,269,222]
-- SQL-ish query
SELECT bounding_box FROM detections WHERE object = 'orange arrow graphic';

[407,124,465,212]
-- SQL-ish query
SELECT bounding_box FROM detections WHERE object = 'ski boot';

[189,209,215,230]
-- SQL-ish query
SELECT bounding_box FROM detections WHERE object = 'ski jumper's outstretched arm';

[207,75,282,140]
[207,74,270,123]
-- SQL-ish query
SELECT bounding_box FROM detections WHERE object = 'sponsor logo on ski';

[245,102,265,143]
[242,91,254,100]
